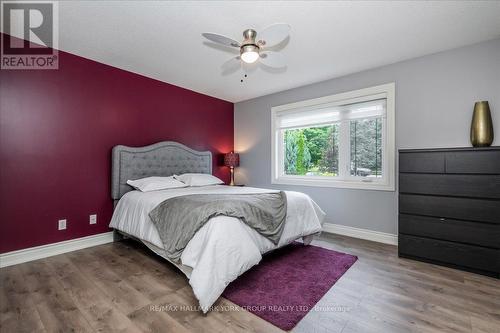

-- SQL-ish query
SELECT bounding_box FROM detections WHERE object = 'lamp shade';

[224,152,240,168]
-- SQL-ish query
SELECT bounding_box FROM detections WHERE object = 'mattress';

[109,184,325,311]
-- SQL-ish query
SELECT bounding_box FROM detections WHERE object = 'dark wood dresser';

[398,147,500,278]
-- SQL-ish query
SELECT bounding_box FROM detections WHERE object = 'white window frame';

[271,83,395,191]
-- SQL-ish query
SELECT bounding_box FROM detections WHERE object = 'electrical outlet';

[89,214,97,225]
[58,219,67,230]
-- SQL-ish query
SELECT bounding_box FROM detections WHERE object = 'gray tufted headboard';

[111,141,212,201]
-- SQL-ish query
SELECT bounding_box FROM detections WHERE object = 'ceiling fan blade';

[202,33,240,48]
[259,51,286,68]
[221,56,241,73]
[257,23,290,47]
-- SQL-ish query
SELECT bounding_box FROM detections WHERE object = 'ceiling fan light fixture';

[202,24,290,69]
[240,44,259,63]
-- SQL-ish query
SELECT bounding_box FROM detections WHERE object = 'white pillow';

[174,173,224,187]
[127,176,187,192]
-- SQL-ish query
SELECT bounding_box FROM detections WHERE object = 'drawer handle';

[439,218,446,222]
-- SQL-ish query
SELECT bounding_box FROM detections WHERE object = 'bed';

[109,141,325,311]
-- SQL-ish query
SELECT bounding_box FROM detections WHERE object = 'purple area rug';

[222,242,358,331]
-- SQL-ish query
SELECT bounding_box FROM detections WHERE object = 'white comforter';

[109,185,325,311]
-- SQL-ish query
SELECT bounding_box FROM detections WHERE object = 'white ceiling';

[34,1,500,101]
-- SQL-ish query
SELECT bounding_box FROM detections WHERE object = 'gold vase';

[470,101,494,147]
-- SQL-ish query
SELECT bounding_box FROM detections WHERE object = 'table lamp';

[224,152,240,186]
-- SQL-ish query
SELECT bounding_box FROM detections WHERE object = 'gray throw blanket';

[148,192,287,262]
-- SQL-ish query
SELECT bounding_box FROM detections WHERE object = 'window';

[271,83,395,191]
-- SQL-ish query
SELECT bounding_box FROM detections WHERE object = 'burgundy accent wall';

[0,39,234,253]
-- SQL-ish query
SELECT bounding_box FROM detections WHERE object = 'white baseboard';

[0,225,396,268]
[0,231,114,268]
[322,223,398,245]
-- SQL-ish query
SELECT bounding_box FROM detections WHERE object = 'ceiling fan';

[202,23,290,70]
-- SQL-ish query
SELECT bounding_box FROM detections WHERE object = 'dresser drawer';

[399,235,500,273]
[400,152,444,173]
[399,194,500,224]
[399,214,500,248]
[445,150,500,174]
[399,174,500,199]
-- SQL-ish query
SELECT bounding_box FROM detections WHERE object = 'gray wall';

[234,38,500,235]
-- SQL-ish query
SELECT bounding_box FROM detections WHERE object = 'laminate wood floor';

[1,234,499,333]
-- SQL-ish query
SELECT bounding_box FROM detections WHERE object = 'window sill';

[272,176,395,191]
